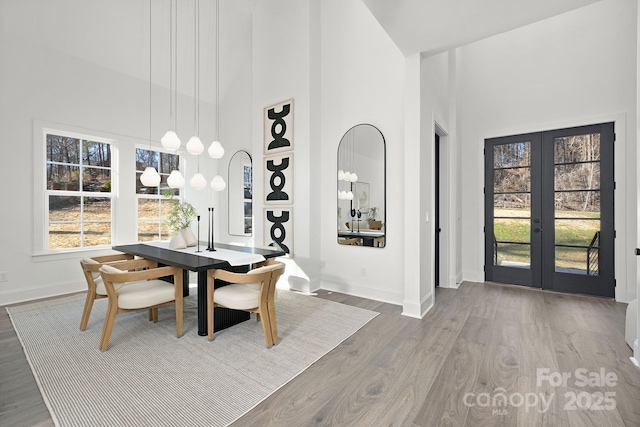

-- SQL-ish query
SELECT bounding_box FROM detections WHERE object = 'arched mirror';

[228,150,252,236]
[337,124,386,248]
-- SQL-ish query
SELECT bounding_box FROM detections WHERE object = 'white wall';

[251,0,322,292]
[457,0,638,302]
[0,0,251,304]
[319,0,407,305]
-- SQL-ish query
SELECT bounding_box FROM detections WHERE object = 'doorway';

[484,123,615,297]
[435,133,440,287]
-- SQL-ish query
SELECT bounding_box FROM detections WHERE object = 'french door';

[484,123,615,298]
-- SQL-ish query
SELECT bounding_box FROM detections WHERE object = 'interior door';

[485,123,615,298]
[435,133,440,287]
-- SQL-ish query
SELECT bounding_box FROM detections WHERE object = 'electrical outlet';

[361,268,367,277]
[0,271,7,282]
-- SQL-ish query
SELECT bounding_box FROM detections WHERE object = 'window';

[46,133,113,250]
[136,148,181,241]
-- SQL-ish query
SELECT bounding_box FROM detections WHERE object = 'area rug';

[7,290,378,427]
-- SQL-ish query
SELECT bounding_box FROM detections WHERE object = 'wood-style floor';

[2,282,639,426]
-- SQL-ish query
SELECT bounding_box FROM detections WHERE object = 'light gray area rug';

[7,290,378,427]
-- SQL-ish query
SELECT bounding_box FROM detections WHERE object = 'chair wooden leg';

[175,283,183,339]
[151,308,159,323]
[267,301,278,346]
[80,291,96,331]
[207,277,215,341]
[148,309,153,321]
[100,303,118,351]
[258,303,273,348]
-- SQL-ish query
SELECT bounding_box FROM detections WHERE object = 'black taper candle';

[208,207,216,251]
[196,215,201,253]
[207,208,212,250]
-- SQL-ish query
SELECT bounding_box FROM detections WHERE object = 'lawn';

[493,208,600,272]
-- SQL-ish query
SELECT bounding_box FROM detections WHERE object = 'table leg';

[182,270,190,297]
[197,271,208,336]
[196,269,251,337]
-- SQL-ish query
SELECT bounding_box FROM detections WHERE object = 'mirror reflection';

[337,124,385,248]
[228,151,252,236]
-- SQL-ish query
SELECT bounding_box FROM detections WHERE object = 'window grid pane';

[46,132,113,251]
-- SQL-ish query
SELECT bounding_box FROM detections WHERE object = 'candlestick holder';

[207,207,216,251]
[196,215,201,253]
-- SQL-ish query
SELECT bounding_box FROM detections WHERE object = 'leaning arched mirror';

[337,124,386,248]
[228,150,252,236]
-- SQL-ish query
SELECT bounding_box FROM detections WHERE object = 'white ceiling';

[361,0,602,56]
[3,0,604,95]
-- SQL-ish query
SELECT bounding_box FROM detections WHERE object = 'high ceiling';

[361,0,602,56]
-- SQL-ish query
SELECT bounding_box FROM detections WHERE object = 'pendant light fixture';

[161,0,181,151]
[167,169,185,188]
[189,0,205,190]
[210,174,226,191]
[141,0,161,188]
[208,0,225,160]
[186,0,204,156]
[164,0,184,189]
[190,168,207,190]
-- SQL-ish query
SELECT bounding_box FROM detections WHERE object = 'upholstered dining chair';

[98,259,184,351]
[79,254,134,331]
[206,259,285,348]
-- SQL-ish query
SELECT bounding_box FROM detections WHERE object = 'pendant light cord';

[174,0,178,132]
[194,0,199,136]
[169,0,173,131]
[149,0,152,154]
[216,0,220,140]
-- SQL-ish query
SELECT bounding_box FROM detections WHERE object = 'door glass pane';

[555,163,600,191]
[493,141,531,268]
[556,246,599,276]
[493,168,530,193]
[554,134,601,275]
[494,194,531,213]
[494,142,530,168]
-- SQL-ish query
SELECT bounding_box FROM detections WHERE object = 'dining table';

[338,229,385,247]
[112,242,286,336]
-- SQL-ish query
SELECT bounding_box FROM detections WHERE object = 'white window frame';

[33,121,117,256]
[135,145,183,242]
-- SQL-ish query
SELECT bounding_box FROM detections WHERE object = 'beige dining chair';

[98,259,184,351]
[79,253,135,331]
[206,259,285,348]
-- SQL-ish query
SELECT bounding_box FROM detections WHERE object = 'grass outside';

[494,208,600,271]
[49,198,170,249]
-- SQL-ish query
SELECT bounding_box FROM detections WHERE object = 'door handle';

[533,218,542,233]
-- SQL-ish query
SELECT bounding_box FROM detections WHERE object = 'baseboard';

[402,292,434,319]
[0,280,84,306]
[440,280,460,290]
[319,279,403,306]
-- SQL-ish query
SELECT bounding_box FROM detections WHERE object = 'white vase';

[181,228,197,247]
[169,232,187,249]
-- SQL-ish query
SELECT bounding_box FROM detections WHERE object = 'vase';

[169,232,187,249]
[181,227,197,247]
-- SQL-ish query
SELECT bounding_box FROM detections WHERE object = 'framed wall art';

[263,206,293,256]
[264,152,294,205]
[264,98,294,155]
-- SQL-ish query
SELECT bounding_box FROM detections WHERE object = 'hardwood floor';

[1,282,638,426]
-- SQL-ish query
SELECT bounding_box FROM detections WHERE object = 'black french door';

[484,123,615,298]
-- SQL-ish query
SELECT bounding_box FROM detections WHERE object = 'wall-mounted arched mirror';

[228,150,252,236]
[337,124,386,248]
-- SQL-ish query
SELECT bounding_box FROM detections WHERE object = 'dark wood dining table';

[338,230,385,247]
[112,242,286,336]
